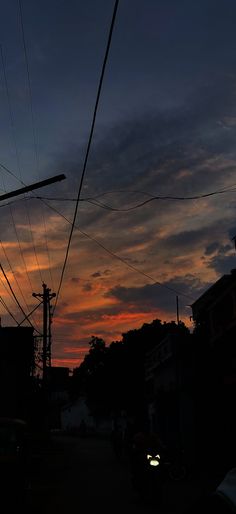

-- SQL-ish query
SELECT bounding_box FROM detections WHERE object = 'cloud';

[70,277,80,283]
[48,79,236,244]
[105,274,208,314]
[82,282,92,292]
[205,242,221,256]
[76,78,236,197]
[47,79,236,295]
[3,76,236,367]
[208,254,236,275]
[164,226,215,252]
[90,269,111,278]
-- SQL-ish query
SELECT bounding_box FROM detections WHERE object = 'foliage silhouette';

[71,319,190,424]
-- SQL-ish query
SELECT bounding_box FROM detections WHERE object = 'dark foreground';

[17,434,225,514]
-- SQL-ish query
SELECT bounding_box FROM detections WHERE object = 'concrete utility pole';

[32,284,56,381]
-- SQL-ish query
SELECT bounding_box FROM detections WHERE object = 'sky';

[1,0,236,369]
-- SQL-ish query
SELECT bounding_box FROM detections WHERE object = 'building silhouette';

[0,326,34,419]
[145,332,195,467]
[191,269,236,472]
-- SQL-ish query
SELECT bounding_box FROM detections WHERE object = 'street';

[23,434,219,514]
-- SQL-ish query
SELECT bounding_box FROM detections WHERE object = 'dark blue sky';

[1,0,236,175]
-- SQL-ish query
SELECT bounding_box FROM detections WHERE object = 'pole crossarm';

[0,173,66,203]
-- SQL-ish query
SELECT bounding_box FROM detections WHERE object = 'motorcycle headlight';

[147,454,161,466]
[150,458,160,467]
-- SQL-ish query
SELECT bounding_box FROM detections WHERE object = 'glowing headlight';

[146,454,161,466]
[150,458,160,467]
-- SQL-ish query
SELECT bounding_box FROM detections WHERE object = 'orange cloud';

[63,346,89,354]
[52,357,83,368]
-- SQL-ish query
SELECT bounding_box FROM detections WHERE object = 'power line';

[0,169,65,291]
[0,239,39,328]
[0,161,26,184]
[34,184,236,211]
[0,45,36,294]
[19,299,43,326]
[3,200,35,294]
[27,209,44,283]
[76,228,195,300]
[0,164,64,299]
[18,0,39,171]
[42,214,55,290]
[0,160,232,302]
[0,180,37,320]
[53,0,120,316]
[0,165,66,337]
[0,262,32,326]
[0,44,22,177]
[44,201,194,302]
[0,274,23,323]
[0,43,43,286]
[0,295,19,324]
[84,188,236,211]
[2,159,236,209]
[0,262,42,335]
[81,184,236,199]
[18,0,53,286]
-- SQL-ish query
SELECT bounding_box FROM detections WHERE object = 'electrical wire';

[0,43,43,288]
[0,161,216,302]
[0,239,35,318]
[18,0,38,172]
[34,184,236,211]
[0,160,234,303]
[52,0,120,316]
[0,45,22,176]
[85,188,236,211]
[0,178,38,324]
[18,0,53,286]
[0,295,19,324]
[2,160,236,209]
[44,201,195,302]
[0,273,18,306]
[0,263,42,335]
[18,300,43,326]
[0,45,36,292]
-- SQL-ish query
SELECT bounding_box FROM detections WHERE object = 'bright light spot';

[150,459,160,467]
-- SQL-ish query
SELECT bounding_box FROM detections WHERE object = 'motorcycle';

[130,437,187,504]
[130,437,165,504]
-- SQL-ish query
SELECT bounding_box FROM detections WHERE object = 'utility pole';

[176,295,180,324]
[0,172,66,377]
[232,235,236,253]
[32,284,56,382]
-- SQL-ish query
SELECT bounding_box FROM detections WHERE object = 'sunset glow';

[1,1,236,369]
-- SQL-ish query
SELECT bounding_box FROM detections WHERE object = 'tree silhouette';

[71,319,190,425]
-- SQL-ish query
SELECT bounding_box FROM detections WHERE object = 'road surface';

[25,434,218,514]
